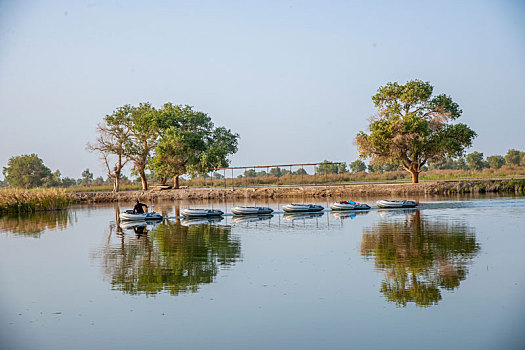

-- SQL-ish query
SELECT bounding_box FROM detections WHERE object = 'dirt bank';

[69,179,525,203]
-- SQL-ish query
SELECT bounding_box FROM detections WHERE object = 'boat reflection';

[0,210,75,237]
[94,220,241,296]
[361,210,480,307]
[231,214,273,224]
[330,210,369,221]
[180,216,224,226]
[282,212,324,221]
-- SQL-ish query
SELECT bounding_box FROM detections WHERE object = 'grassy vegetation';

[182,166,525,188]
[64,183,142,192]
[0,188,72,214]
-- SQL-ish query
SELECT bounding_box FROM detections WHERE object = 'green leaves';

[357,79,476,182]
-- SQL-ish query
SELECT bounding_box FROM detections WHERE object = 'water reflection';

[93,220,241,296]
[361,210,480,307]
[0,210,75,237]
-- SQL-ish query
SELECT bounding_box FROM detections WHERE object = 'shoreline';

[69,179,525,203]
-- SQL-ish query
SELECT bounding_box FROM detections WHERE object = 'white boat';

[282,203,324,213]
[181,208,224,217]
[120,211,163,221]
[376,200,418,208]
[329,201,370,211]
[231,206,274,215]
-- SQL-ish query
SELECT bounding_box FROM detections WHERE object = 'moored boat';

[282,203,324,213]
[329,201,370,211]
[181,208,224,217]
[120,211,163,221]
[376,200,418,208]
[231,206,274,215]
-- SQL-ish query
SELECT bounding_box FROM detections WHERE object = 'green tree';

[465,152,487,171]
[349,160,367,173]
[486,155,505,169]
[2,154,53,188]
[316,160,345,175]
[81,168,94,185]
[149,104,239,188]
[505,149,522,166]
[356,80,477,183]
[87,105,132,192]
[124,103,160,190]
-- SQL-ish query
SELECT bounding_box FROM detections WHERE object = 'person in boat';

[133,200,148,214]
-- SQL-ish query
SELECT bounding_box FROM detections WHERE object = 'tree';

[356,80,477,183]
[349,160,367,173]
[316,161,346,175]
[87,106,132,192]
[124,103,159,190]
[487,155,505,169]
[81,168,94,185]
[505,149,522,166]
[149,104,239,188]
[465,152,487,171]
[2,154,53,188]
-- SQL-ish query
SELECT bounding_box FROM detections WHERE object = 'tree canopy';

[356,80,477,183]
[2,154,53,188]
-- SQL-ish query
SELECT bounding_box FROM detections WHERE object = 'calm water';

[1,196,525,349]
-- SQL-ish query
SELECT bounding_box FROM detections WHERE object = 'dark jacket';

[133,202,148,214]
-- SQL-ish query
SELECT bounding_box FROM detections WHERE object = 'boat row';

[120,199,418,221]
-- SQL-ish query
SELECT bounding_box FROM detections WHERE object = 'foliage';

[465,152,487,171]
[81,168,94,185]
[149,104,239,187]
[428,156,467,170]
[486,155,505,169]
[87,105,132,192]
[2,154,54,188]
[356,80,477,183]
[505,149,523,166]
[349,160,367,173]
[316,160,347,175]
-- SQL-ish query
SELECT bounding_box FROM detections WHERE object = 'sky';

[0,0,524,179]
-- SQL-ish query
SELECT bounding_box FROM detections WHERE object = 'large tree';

[356,80,477,183]
[87,106,132,192]
[149,104,239,188]
[2,154,53,188]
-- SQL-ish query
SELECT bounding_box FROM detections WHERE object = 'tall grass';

[65,183,141,192]
[0,188,72,214]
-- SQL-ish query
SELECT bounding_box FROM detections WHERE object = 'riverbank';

[68,179,525,203]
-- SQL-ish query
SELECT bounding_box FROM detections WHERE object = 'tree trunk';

[174,175,180,189]
[139,168,148,190]
[113,176,120,192]
[410,169,419,183]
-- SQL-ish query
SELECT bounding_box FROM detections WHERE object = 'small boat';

[231,206,274,215]
[329,201,370,211]
[120,211,163,221]
[181,208,224,217]
[282,203,324,213]
[376,200,418,208]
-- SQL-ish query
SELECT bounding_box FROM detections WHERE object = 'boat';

[329,201,370,211]
[282,203,324,213]
[181,208,224,217]
[376,200,418,208]
[120,210,163,221]
[231,206,274,215]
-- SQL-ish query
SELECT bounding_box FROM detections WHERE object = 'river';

[1,196,524,349]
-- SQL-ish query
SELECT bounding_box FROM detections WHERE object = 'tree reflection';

[96,221,241,296]
[361,210,479,307]
[0,210,75,237]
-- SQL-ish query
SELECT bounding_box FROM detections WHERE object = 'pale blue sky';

[1,0,524,178]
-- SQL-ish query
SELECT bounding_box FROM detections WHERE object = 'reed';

[0,188,72,214]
